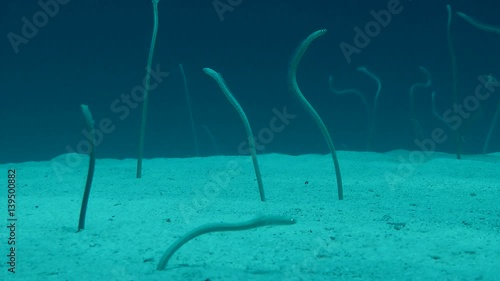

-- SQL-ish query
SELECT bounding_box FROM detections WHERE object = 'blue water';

[1,0,499,163]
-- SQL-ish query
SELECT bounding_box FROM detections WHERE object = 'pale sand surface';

[1,151,499,281]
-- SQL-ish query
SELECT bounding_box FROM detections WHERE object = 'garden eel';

[157,215,296,270]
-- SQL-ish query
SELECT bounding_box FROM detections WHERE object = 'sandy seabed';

[1,151,499,281]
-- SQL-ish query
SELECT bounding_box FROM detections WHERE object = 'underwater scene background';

[0,1,499,280]
[1,0,500,163]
